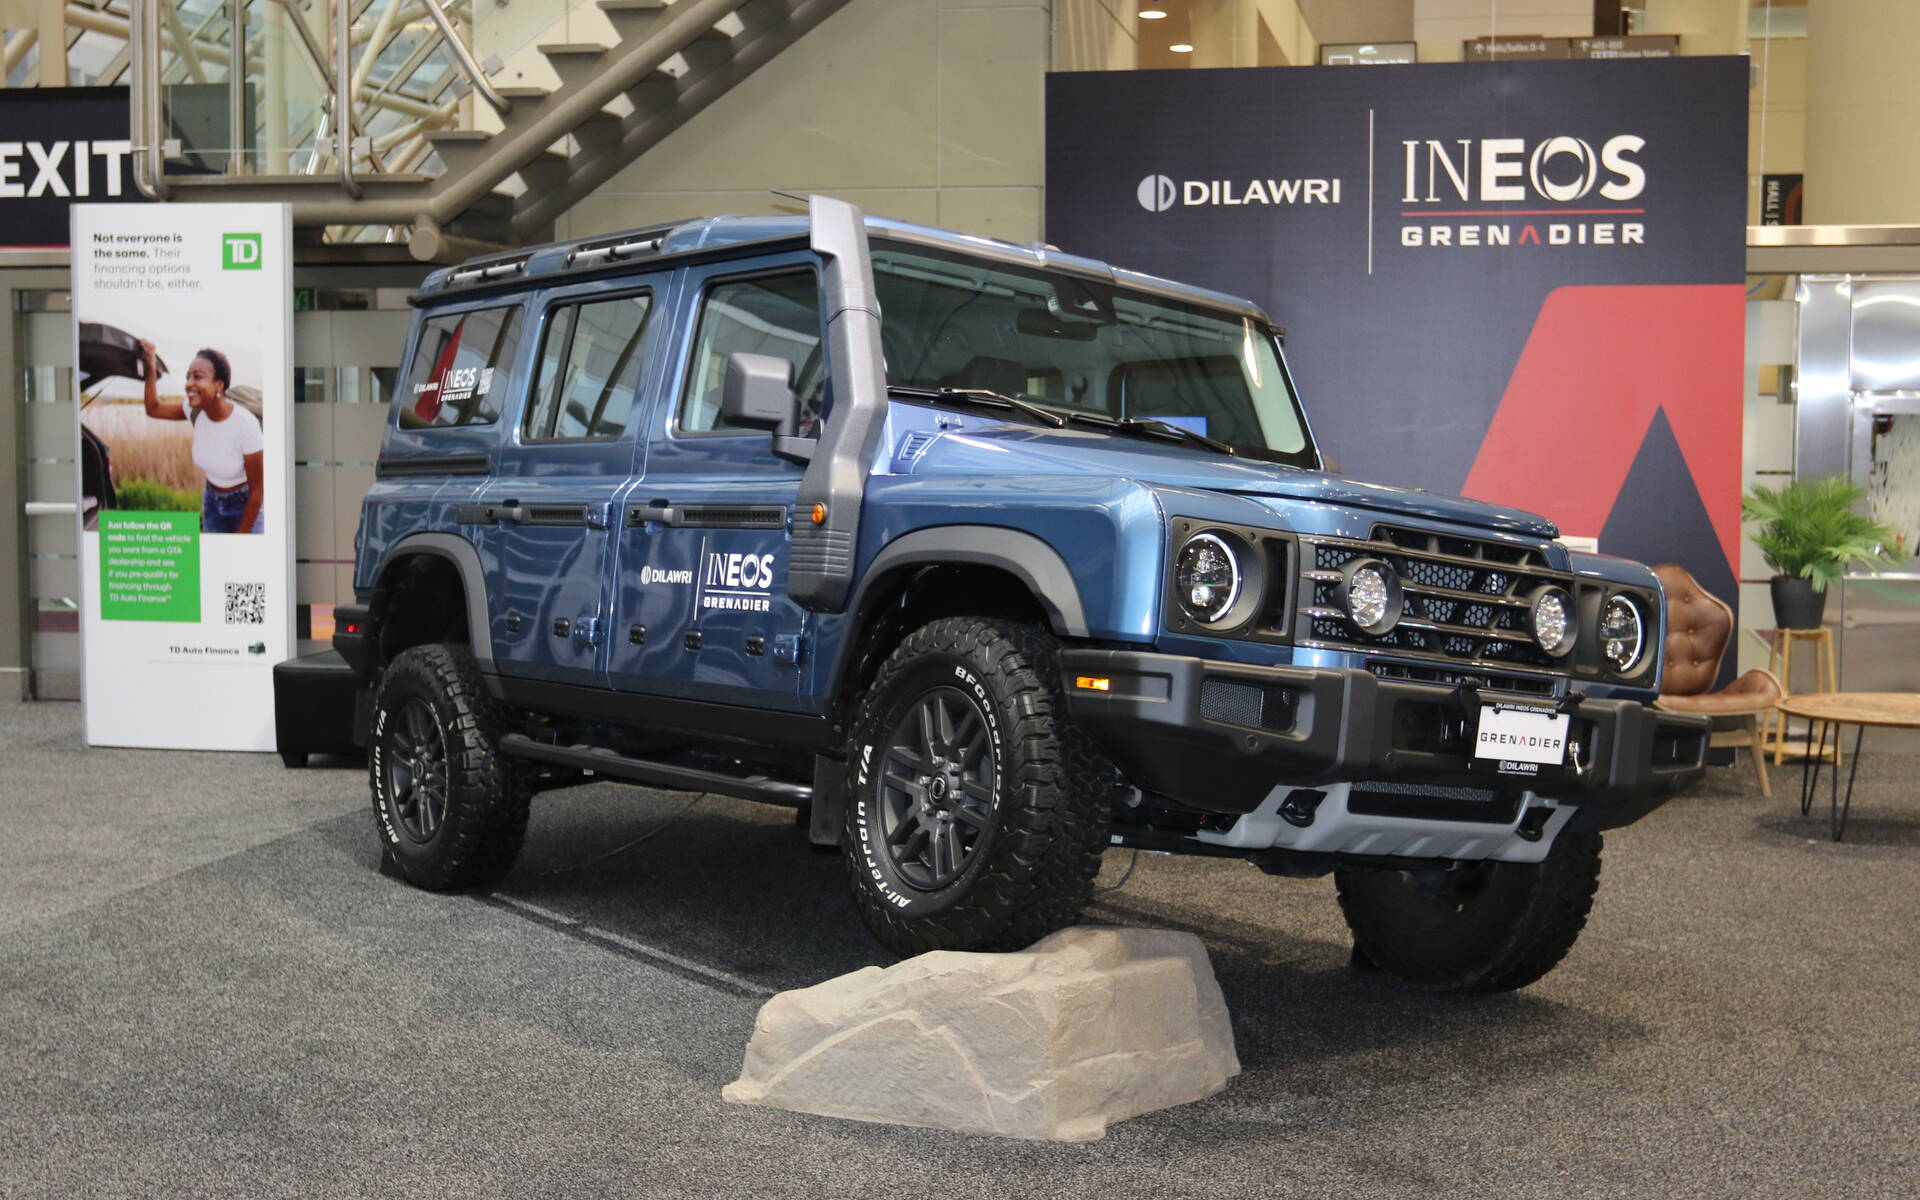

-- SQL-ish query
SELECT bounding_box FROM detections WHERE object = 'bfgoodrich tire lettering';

[844,617,1112,956]
[1335,830,1603,993]
[368,644,530,890]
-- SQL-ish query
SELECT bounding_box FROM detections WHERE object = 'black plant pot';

[1770,575,1828,629]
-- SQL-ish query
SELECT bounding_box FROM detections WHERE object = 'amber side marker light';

[1074,676,1113,692]
[810,503,827,525]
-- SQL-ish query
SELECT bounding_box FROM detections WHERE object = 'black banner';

[1047,58,1748,611]
[0,87,143,248]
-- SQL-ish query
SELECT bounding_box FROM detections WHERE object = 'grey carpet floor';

[1,696,1914,1198]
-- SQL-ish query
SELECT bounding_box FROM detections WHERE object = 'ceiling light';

[1169,43,1194,52]
[1140,7,1168,17]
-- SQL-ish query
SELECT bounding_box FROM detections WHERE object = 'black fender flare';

[824,526,1090,702]
[370,532,496,672]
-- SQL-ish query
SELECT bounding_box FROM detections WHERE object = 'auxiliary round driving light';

[1174,532,1243,625]
[1337,557,1403,636]
[1528,585,1577,658]
[1599,593,1645,672]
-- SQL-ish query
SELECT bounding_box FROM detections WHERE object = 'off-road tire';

[843,617,1113,956]
[1335,831,1603,992]
[368,644,530,890]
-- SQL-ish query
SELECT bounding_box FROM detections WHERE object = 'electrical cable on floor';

[526,793,705,877]
[1091,848,1141,896]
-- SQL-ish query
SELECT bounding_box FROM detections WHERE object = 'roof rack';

[562,221,687,270]
[445,254,533,288]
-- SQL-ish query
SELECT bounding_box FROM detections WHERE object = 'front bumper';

[1060,649,1708,834]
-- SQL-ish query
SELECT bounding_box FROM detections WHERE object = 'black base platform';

[272,649,363,768]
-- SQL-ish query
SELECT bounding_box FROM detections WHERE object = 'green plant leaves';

[1741,475,1904,591]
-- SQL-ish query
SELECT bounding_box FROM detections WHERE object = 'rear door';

[608,256,825,709]
[474,272,673,688]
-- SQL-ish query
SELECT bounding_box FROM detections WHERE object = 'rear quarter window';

[398,305,524,429]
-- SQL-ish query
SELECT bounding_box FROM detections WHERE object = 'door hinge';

[771,632,806,667]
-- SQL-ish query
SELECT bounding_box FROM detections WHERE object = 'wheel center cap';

[928,776,949,801]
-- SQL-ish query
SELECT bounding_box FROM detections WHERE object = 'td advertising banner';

[1047,58,1747,609]
[72,203,294,751]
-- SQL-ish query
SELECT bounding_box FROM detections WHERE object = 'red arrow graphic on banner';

[1461,284,1745,573]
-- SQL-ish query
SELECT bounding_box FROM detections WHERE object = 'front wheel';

[843,617,1113,956]
[1335,831,1603,992]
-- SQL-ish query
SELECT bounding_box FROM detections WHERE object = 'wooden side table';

[1756,626,1840,765]
[1777,692,1920,840]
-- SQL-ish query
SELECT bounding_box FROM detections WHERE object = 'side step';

[499,733,812,806]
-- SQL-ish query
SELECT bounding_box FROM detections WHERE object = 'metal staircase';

[17,0,855,257]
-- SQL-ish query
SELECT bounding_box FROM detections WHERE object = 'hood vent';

[894,430,941,471]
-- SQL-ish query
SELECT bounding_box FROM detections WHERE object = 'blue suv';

[335,197,1709,991]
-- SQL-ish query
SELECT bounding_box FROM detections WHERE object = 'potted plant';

[1741,476,1903,629]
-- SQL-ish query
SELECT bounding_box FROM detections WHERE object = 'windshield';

[870,240,1316,466]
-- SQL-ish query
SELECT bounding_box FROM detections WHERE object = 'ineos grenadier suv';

[335,197,1708,991]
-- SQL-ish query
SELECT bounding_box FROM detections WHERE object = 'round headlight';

[1600,594,1645,672]
[1339,558,1403,636]
[1174,532,1241,624]
[1529,586,1576,657]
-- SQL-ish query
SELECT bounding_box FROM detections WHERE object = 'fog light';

[1529,586,1576,657]
[1337,558,1403,636]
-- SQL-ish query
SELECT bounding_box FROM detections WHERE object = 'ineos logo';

[1400,134,1646,204]
[1136,174,1177,213]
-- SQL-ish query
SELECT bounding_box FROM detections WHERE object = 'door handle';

[455,502,526,525]
[627,502,679,528]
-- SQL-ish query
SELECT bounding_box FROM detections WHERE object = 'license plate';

[1474,704,1570,768]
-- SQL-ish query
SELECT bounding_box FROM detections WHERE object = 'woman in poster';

[139,341,265,534]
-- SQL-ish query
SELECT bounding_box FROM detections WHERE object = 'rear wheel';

[368,644,530,890]
[843,617,1112,956]
[1335,831,1602,992]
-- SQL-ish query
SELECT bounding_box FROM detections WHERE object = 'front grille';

[1301,524,1572,675]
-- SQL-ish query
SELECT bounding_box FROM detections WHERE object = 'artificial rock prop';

[722,926,1239,1140]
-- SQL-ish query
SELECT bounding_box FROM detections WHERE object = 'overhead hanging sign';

[1047,57,1748,615]
[0,87,144,249]
[72,202,294,751]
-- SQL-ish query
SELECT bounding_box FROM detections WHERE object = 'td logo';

[1136,174,1177,213]
[221,233,263,270]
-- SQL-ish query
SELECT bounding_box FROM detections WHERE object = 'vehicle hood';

[899,424,1559,538]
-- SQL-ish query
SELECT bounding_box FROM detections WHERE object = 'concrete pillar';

[1804,0,1920,225]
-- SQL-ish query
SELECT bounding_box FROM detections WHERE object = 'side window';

[679,271,824,434]
[398,305,523,429]
[524,293,654,441]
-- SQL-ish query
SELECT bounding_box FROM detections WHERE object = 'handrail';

[417,0,510,116]
[334,0,361,199]
[129,0,170,200]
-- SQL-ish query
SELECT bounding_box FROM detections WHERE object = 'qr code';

[224,582,267,625]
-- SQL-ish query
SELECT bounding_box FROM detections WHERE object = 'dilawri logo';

[222,233,263,269]
[1137,174,1177,213]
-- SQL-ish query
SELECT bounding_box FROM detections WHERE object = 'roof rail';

[563,231,669,270]
[445,254,533,289]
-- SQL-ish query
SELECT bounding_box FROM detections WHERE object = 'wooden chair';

[1650,564,1783,797]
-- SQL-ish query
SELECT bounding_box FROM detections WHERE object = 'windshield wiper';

[1063,411,1237,456]
[887,385,1066,428]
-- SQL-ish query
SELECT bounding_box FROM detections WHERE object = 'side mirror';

[721,351,814,464]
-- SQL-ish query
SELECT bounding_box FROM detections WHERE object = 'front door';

[609,259,824,709]
[479,274,671,688]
